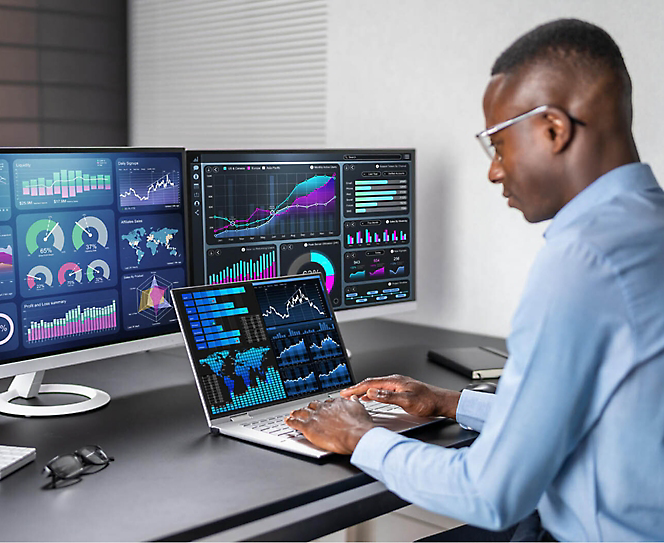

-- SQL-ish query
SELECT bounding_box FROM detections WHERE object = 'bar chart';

[14,157,113,208]
[22,291,118,346]
[206,245,277,285]
[344,218,409,248]
[180,286,250,350]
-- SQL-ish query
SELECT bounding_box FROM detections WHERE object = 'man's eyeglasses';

[43,445,114,488]
[475,104,586,161]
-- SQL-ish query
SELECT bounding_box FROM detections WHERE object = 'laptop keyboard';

[242,414,303,439]
[241,400,403,439]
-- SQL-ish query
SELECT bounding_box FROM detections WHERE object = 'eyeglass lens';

[43,445,113,487]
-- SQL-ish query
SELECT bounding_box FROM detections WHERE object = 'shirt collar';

[544,163,658,239]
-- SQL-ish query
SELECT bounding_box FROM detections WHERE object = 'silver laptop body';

[172,274,440,458]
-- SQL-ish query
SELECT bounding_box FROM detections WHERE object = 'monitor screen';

[0,148,188,376]
[186,149,415,318]
[172,274,355,419]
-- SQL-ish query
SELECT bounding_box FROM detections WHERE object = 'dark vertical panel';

[0,1,127,147]
[0,85,38,117]
[0,47,38,82]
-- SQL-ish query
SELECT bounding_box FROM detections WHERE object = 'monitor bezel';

[0,146,189,379]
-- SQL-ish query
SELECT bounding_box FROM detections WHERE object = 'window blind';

[129,0,328,148]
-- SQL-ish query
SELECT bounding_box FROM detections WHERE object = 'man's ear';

[543,107,573,154]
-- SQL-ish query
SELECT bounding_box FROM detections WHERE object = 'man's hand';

[285,398,375,455]
[341,374,461,419]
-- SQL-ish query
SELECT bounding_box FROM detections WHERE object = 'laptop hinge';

[229,413,251,422]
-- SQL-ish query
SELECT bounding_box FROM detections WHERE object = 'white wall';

[130,0,664,338]
[325,0,664,337]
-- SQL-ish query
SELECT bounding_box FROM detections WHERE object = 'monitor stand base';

[0,372,110,417]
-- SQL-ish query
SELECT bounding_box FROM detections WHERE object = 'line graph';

[318,360,352,389]
[257,283,328,327]
[275,337,308,366]
[281,365,318,396]
[205,164,340,243]
[117,157,181,209]
[309,331,344,360]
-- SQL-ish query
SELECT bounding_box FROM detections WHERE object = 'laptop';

[172,274,444,458]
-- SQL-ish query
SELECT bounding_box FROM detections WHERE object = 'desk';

[0,319,504,542]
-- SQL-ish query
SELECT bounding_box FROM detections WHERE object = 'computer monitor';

[0,147,188,416]
[186,149,416,322]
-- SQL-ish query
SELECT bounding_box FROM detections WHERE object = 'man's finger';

[289,407,313,420]
[341,377,401,397]
[285,415,304,430]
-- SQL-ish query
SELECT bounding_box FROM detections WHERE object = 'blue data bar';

[202,325,225,334]
[196,300,234,310]
[193,287,245,298]
[205,330,241,341]
[207,338,241,348]
[198,307,249,319]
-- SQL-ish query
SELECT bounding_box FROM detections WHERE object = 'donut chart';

[287,251,336,293]
[0,311,14,346]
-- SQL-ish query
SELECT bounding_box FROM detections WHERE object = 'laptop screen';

[172,275,355,419]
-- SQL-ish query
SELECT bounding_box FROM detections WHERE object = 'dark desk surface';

[0,319,504,542]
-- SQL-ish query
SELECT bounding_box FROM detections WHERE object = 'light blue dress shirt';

[351,163,664,541]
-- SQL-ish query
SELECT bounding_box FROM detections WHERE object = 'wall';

[129,0,664,338]
[0,0,128,146]
[325,0,664,337]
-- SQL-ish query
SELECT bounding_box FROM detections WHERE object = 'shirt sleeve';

[350,239,633,530]
[455,389,494,432]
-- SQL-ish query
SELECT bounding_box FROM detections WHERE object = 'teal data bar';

[355,180,388,185]
[355,190,397,195]
[356,196,395,202]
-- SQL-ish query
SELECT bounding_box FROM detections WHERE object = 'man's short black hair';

[491,18,630,85]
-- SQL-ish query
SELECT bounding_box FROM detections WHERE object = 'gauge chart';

[86,259,111,284]
[24,217,65,255]
[26,264,53,291]
[72,214,109,251]
[17,212,118,297]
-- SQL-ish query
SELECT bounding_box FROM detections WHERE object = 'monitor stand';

[0,371,110,417]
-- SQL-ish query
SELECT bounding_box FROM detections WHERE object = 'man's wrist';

[344,422,377,454]
[434,388,461,419]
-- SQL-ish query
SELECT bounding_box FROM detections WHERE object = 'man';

[285,19,664,541]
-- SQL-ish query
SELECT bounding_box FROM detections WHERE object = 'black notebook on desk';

[427,346,508,379]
